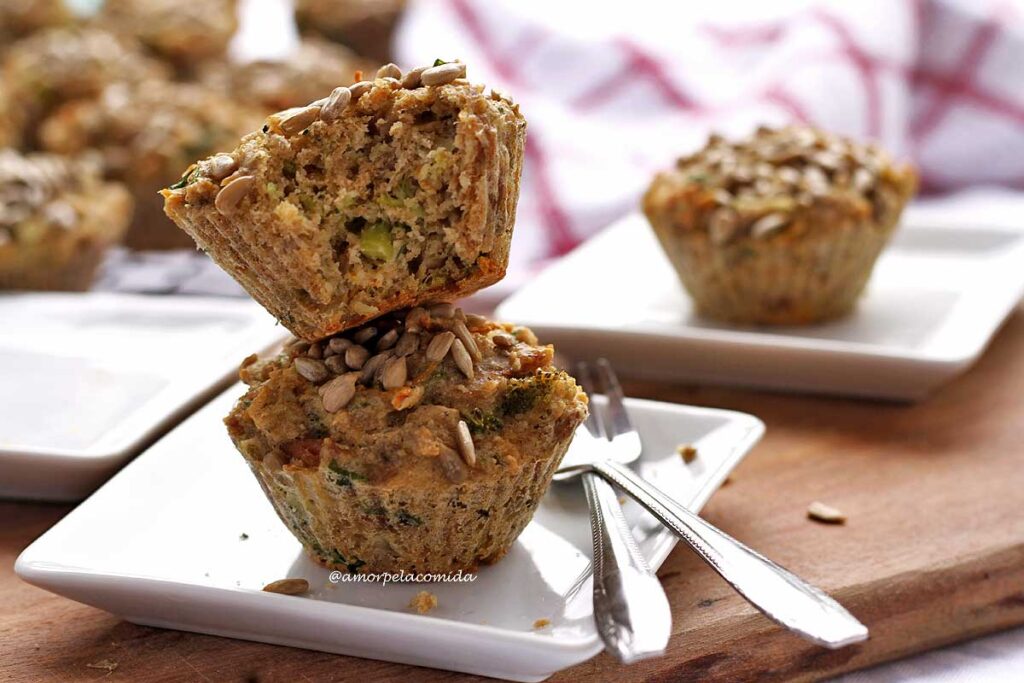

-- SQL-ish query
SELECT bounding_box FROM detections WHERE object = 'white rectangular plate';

[16,384,763,682]
[0,293,285,501]
[496,214,1024,401]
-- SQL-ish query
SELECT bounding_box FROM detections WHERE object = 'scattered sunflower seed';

[277,105,321,136]
[294,356,329,383]
[425,331,456,362]
[452,320,481,360]
[451,339,474,379]
[429,302,455,318]
[262,578,309,595]
[405,306,428,331]
[359,351,391,384]
[215,175,255,215]
[325,355,348,374]
[206,153,238,181]
[401,66,427,89]
[306,341,323,359]
[750,212,788,238]
[455,420,476,466]
[421,62,466,86]
[320,373,358,412]
[807,501,846,525]
[345,344,370,370]
[318,86,352,122]
[328,337,352,354]
[377,328,399,350]
[394,331,419,356]
[353,327,377,344]
[349,80,373,99]
[381,356,408,390]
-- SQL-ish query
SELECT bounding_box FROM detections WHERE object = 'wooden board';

[3,309,1024,682]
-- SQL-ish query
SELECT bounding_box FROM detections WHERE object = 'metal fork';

[557,359,869,649]
[570,361,672,664]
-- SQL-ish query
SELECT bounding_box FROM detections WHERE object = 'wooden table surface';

[4,309,1024,683]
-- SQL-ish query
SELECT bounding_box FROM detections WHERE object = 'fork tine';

[596,358,636,440]
[575,361,606,438]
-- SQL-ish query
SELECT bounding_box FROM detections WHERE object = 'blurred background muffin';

[294,0,405,63]
[643,126,917,325]
[0,0,72,48]
[2,26,170,147]
[39,79,264,249]
[199,37,374,112]
[0,149,132,291]
[97,0,238,72]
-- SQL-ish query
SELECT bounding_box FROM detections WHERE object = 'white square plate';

[0,293,285,501]
[16,384,763,681]
[496,214,1024,401]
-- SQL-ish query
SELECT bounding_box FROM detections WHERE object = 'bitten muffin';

[225,306,588,573]
[0,0,71,47]
[643,126,917,325]
[294,0,405,63]
[40,79,264,249]
[98,0,238,69]
[199,38,375,112]
[2,26,169,145]
[0,150,133,290]
[163,61,527,341]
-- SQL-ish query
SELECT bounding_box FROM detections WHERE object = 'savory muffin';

[163,61,527,340]
[0,150,133,290]
[294,0,405,63]
[98,0,238,69]
[225,306,588,573]
[0,0,71,47]
[199,37,375,112]
[643,126,917,325]
[40,79,264,249]
[2,26,169,145]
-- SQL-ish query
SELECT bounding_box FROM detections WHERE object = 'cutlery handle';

[582,471,672,664]
[592,460,868,649]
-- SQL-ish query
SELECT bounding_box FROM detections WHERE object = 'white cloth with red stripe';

[396,0,1024,299]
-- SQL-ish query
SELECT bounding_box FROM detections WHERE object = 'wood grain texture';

[3,309,1023,683]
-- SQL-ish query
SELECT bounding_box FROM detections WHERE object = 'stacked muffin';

[163,63,588,573]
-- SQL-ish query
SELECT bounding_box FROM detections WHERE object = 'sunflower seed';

[325,355,348,374]
[287,339,310,354]
[455,420,476,467]
[394,331,419,356]
[206,153,238,181]
[377,328,399,350]
[405,306,428,331]
[451,339,474,379]
[376,63,402,80]
[465,313,488,328]
[425,331,455,362]
[306,341,323,359]
[349,80,373,99]
[345,345,370,370]
[360,351,391,384]
[452,320,481,360]
[353,327,377,344]
[750,213,788,238]
[708,208,740,245]
[807,501,846,525]
[401,66,427,88]
[421,62,466,86]
[263,578,309,595]
[438,446,467,483]
[381,356,408,390]
[429,302,455,319]
[318,86,352,122]
[491,331,515,349]
[320,373,358,412]
[215,175,255,215]
[278,105,321,136]
[328,337,352,354]
[294,357,329,383]
[853,167,874,193]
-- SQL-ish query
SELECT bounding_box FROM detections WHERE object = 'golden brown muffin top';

[645,126,917,244]
[228,305,586,487]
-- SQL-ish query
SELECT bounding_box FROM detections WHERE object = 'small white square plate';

[496,214,1024,401]
[16,385,763,682]
[0,293,285,501]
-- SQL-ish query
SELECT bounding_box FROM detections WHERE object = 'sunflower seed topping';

[750,213,788,238]
[376,63,402,80]
[381,356,408,390]
[318,86,352,122]
[319,373,358,412]
[328,337,352,354]
[455,420,477,467]
[360,351,391,384]
[452,320,481,360]
[401,66,427,89]
[491,331,515,349]
[306,341,323,359]
[421,62,466,86]
[294,356,329,383]
[429,302,455,319]
[345,344,370,370]
[425,331,455,362]
[377,328,399,350]
[451,339,474,379]
[215,175,255,215]
[353,327,377,344]
[405,306,428,331]
[325,355,348,374]
[395,331,419,356]
[206,154,238,181]
[349,80,373,99]
[277,105,321,136]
